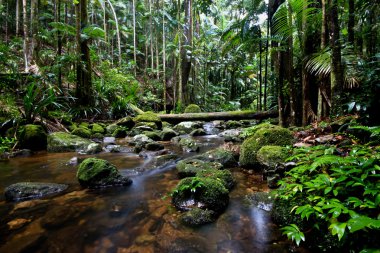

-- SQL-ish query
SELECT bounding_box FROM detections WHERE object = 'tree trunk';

[57,0,62,89]
[329,0,344,116]
[107,0,121,66]
[348,0,354,45]
[16,0,20,35]
[177,0,183,109]
[75,0,93,106]
[22,0,29,71]
[149,0,154,72]
[132,0,137,76]
[162,0,167,111]
[181,0,192,104]
[264,2,270,111]
[259,32,262,111]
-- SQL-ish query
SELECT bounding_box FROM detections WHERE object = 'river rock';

[112,128,127,138]
[190,148,237,167]
[106,124,118,134]
[71,127,92,139]
[133,112,162,129]
[103,137,116,145]
[179,208,216,227]
[77,158,132,188]
[196,168,234,190]
[47,132,94,152]
[143,131,162,141]
[190,128,207,136]
[245,192,274,211]
[145,142,164,151]
[256,145,288,171]
[18,124,47,151]
[160,127,178,141]
[173,121,203,134]
[179,137,199,152]
[4,182,68,202]
[132,134,154,146]
[84,143,102,154]
[176,159,223,178]
[116,116,135,129]
[172,177,229,214]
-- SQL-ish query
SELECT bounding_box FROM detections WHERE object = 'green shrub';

[275,145,380,250]
[184,104,201,113]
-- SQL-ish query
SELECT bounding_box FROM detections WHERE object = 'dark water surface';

[0,135,296,253]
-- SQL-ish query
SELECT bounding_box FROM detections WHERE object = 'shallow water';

[0,135,298,253]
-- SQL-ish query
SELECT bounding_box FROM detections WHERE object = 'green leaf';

[329,222,347,240]
[348,216,380,233]
[281,224,305,246]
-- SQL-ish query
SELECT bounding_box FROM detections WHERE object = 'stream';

[0,130,298,253]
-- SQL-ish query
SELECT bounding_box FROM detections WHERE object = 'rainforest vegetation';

[0,0,379,252]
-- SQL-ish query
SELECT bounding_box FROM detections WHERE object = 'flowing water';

[0,133,298,253]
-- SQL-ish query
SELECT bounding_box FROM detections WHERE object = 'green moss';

[79,122,89,129]
[196,168,234,190]
[179,137,200,152]
[239,126,294,167]
[179,208,215,227]
[184,104,201,113]
[112,128,127,138]
[91,132,104,139]
[135,122,158,129]
[47,132,93,152]
[0,94,20,119]
[77,158,132,188]
[71,127,92,139]
[226,120,243,129]
[256,145,288,170]
[106,124,118,134]
[116,116,135,129]
[91,123,105,134]
[18,124,47,151]
[134,112,162,129]
[172,177,229,214]
[161,127,178,141]
[176,159,222,178]
[143,131,161,141]
[240,123,277,139]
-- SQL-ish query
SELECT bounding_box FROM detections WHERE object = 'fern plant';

[276,145,380,249]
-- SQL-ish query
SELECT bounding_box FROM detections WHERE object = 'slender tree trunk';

[156,35,159,79]
[22,0,29,71]
[76,0,93,106]
[259,33,262,111]
[162,0,166,111]
[287,2,296,126]
[149,0,153,73]
[107,0,121,66]
[132,0,137,76]
[177,0,182,109]
[16,0,20,35]
[264,2,270,111]
[5,1,8,43]
[278,50,286,127]
[348,0,354,45]
[181,0,192,103]
[57,0,62,89]
[329,0,344,116]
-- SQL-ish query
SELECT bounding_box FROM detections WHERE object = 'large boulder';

[4,182,68,201]
[116,116,135,129]
[132,134,153,146]
[173,121,203,135]
[190,148,237,167]
[240,122,277,139]
[47,132,94,152]
[190,128,207,136]
[239,126,294,168]
[18,124,47,151]
[90,123,105,134]
[160,127,178,141]
[71,127,91,139]
[179,137,200,152]
[172,177,229,214]
[77,158,132,188]
[184,104,201,113]
[256,145,289,171]
[133,112,162,129]
[176,159,223,178]
[196,168,234,191]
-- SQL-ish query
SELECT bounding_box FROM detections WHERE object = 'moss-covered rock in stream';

[239,126,294,168]
[112,127,127,138]
[145,142,164,151]
[196,168,234,190]
[179,208,216,227]
[47,132,94,152]
[77,158,132,188]
[90,123,105,134]
[190,128,206,136]
[71,127,92,139]
[160,127,178,141]
[176,159,223,178]
[256,145,289,171]
[133,112,162,129]
[18,124,47,151]
[173,121,203,135]
[4,182,68,201]
[143,131,161,141]
[225,120,243,129]
[184,104,201,113]
[172,177,229,214]
[240,122,277,139]
[179,137,200,152]
[189,148,237,167]
[116,116,135,129]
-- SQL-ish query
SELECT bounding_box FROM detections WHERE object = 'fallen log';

[158,110,278,124]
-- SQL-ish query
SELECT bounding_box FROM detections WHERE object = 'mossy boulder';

[143,131,162,141]
[71,127,92,139]
[196,168,234,190]
[18,124,47,151]
[240,122,277,139]
[91,133,104,139]
[112,128,127,138]
[116,116,135,129]
[179,208,216,227]
[77,158,132,188]
[160,127,178,141]
[145,142,164,151]
[90,123,105,134]
[190,148,237,167]
[79,122,89,129]
[129,126,155,136]
[190,128,206,136]
[106,124,118,134]
[132,134,153,146]
[176,159,223,178]
[133,112,162,129]
[256,145,289,171]
[239,126,294,168]
[84,143,102,154]
[47,132,93,152]
[172,177,229,214]
[225,120,243,129]
[184,104,201,113]
[4,182,68,202]
[179,137,200,152]
[135,122,158,130]
[173,121,203,135]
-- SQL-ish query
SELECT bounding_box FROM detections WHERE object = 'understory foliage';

[277,144,380,250]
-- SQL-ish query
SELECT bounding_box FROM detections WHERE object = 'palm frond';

[306,47,331,77]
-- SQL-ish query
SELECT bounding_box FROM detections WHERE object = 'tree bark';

[329,0,344,116]
[158,110,278,124]
[162,0,167,111]
[107,0,121,66]
[22,0,29,71]
[132,0,137,76]
[264,2,270,111]
[348,0,354,45]
[16,0,20,35]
